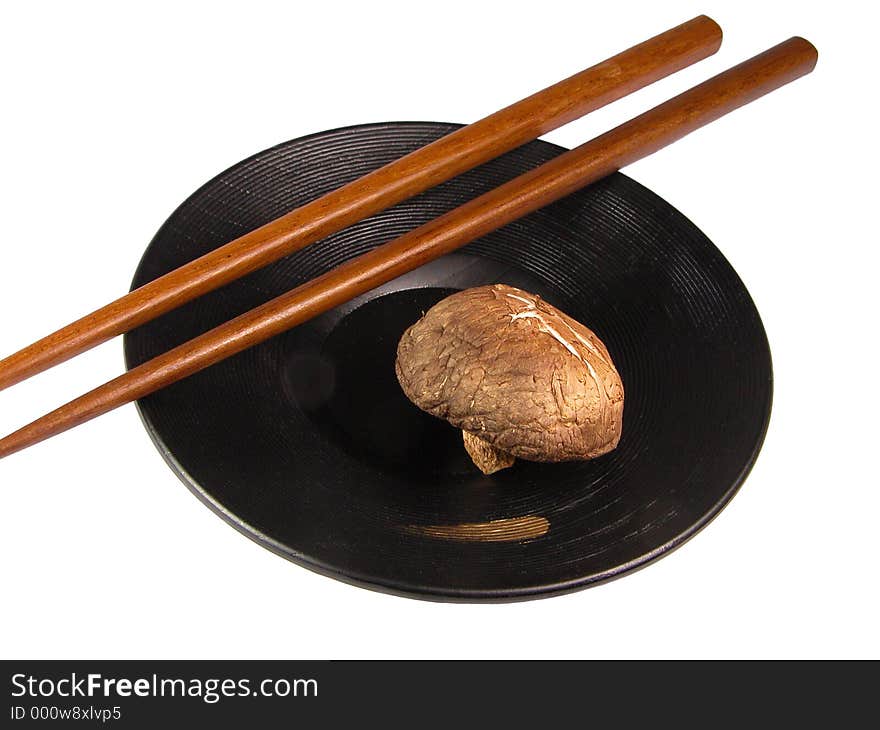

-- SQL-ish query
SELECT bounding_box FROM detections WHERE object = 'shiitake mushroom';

[395,284,624,475]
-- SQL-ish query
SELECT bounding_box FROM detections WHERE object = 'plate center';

[284,287,479,478]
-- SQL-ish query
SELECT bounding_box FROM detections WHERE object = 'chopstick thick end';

[788,36,819,72]
[691,14,723,51]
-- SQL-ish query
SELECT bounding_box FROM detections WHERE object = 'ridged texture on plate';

[125,122,772,602]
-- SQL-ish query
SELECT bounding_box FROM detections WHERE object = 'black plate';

[124,122,772,601]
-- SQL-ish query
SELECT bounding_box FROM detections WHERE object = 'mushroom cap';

[395,284,624,463]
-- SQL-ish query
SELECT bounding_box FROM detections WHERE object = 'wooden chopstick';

[0,16,722,392]
[0,37,817,460]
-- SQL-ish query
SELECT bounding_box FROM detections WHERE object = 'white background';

[1,1,876,659]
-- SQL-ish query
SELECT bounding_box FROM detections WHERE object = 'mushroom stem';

[462,430,515,475]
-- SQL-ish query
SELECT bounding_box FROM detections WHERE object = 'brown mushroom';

[395,284,624,475]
